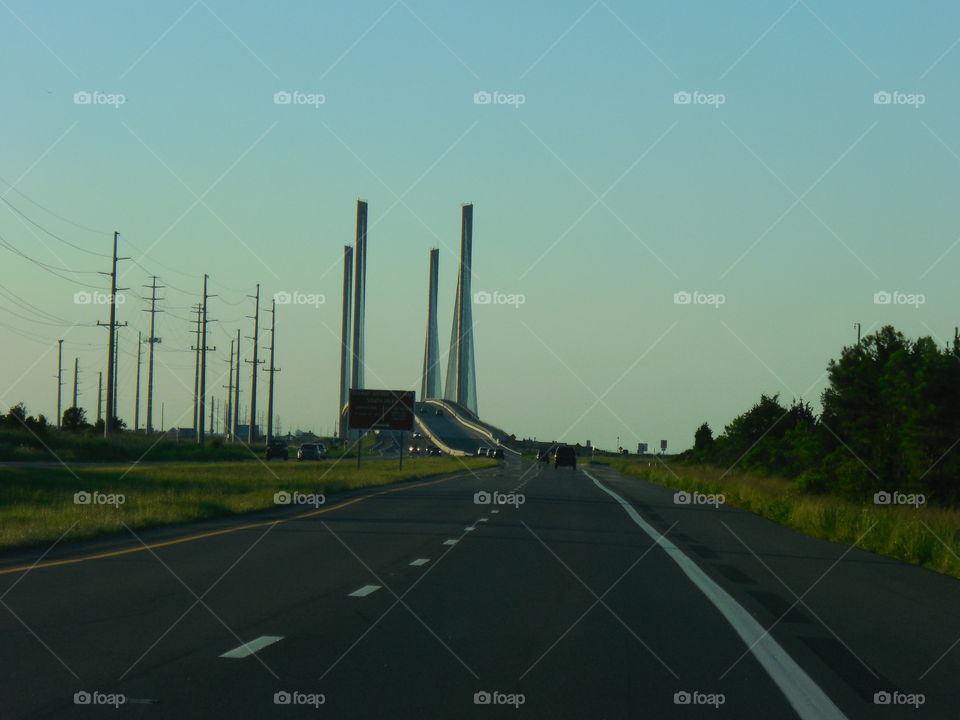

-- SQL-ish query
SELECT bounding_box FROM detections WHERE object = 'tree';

[693,422,714,453]
[61,407,88,432]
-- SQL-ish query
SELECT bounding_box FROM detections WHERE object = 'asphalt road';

[1,456,957,718]
[414,402,491,455]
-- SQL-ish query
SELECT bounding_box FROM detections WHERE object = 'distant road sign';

[660,440,668,451]
[349,389,415,431]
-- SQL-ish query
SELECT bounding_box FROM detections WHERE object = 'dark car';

[554,446,576,470]
[297,443,326,461]
[434,408,442,416]
[536,449,551,462]
[491,448,505,459]
[266,442,289,461]
[427,446,442,456]
[477,447,488,457]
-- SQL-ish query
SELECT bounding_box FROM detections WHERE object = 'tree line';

[683,326,960,505]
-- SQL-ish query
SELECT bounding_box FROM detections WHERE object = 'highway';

[1,455,957,718]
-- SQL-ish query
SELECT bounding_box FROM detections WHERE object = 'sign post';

[348,389,416,470]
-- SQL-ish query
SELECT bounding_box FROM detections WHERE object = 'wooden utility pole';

[72,357,78,409]
[197,275,216,443]
[97,371,103,422]
[134,330,142,431]
[97,231,128,436]
[143,276,163,433]
[224,338,235,441]
[233,329,240,443]
[56,339,63,428]
[191,303,202,432]
[246,284,262,443]
[265,298,280,446]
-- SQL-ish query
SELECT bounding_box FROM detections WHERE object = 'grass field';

[0,456,495,551]
[594,457,960,580]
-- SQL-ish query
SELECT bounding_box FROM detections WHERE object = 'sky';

[1,0,959,451]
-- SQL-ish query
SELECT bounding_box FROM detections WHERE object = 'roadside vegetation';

[0,456,495,551]
[596,325,960,579]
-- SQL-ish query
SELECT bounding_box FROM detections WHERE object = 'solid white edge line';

[219,635,283,659]
[583,469,848,720]
[410,558,430,566]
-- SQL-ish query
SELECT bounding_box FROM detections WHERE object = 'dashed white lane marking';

[478,518,489,522]
[410,558,430,566]
[464,526,476,531]
[219,635,283,659]
[584,469,848,720]
[443,539,459,545]
[348,584,382,597]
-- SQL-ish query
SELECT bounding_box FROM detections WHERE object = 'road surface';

[0,456,956,718]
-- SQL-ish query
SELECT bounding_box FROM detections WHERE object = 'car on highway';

[554,445,576,470]
[427,446,442,456]
[408,445,422,455]
[536,448,551,462]
[297,443,327,461]
[491,448,505,459]
[434,408,442,416]
[477,447,488,457]
[266,442,289,461]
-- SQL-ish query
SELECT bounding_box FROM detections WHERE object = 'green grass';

[593,457,960,579]
[0,456,495,551]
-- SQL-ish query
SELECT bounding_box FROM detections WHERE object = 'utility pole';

[197,275,216,444]
[233,329,240,443]
[72,357,78,409]
[854,322,861,346]
[247,284,262,443]
[224,338,235,441]
[97,232,128,436]
[143,276,163,433]
[113,328,120,421]
[97,372,103,422]
[191,303,202,433]
[56,339,63,428]
[265,298,280,446]
[134,330,142,431]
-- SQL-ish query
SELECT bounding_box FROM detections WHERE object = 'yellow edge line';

[0,473,465,576]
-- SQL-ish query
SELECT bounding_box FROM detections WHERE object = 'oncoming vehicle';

[536,449,551,463]
[477,447,489,457]
[554,446,576,470]
[266,442,289,461]
[491,448,505,459]
[297,443,326,461]
[427,446,442,456]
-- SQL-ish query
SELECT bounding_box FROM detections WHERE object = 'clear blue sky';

[2,0,959,450]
